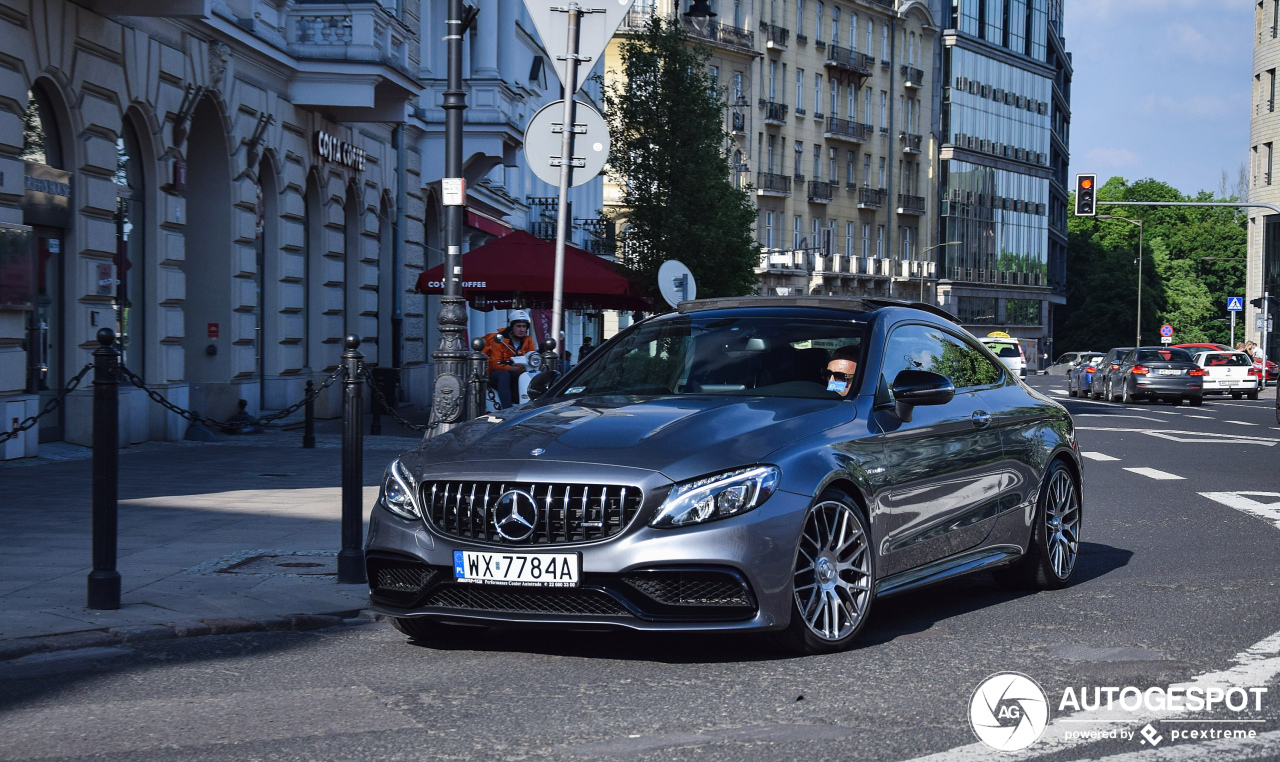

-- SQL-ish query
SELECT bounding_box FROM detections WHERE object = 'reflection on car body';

[364,297,1083,654]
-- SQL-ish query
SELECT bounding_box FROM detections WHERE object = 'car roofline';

[675,295,959,323]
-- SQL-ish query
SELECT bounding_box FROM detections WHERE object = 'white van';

[979,336,1027,378]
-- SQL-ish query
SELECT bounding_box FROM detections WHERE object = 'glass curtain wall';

[939,159,1048,280]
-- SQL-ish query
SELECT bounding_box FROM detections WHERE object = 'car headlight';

[650,466,781,528]
[380,459,420,520]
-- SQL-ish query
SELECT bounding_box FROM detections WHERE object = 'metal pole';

[339,334,366,584]
[429,0,473,435]
[551,5,583,361]
[88,327,121,610]
[1264,290,1272,385]
[302,379,315,449]
[467,337,489,419]
[1231,310,1237,347]
[1136,221,1144,347]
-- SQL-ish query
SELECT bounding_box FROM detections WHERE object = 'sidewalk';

[0,416,428,659]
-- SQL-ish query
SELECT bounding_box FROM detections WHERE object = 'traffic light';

[1074,174,1096,216]
[1250,295,1279,311]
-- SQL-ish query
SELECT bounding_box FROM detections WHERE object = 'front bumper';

[363,489,813,632]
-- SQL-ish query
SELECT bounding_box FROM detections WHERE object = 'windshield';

[1199,352,1253,367]
[1136,349,1193,363]
[556,315,867,399]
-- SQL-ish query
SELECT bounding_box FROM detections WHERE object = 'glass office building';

[930,0,1070,364]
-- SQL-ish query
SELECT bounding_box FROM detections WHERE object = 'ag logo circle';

[492,490,538,542]
[969,672,1050,751]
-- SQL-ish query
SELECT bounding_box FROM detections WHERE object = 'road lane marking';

[1084,729,1280,761]
[1050,388,1068,395]
[1223,420,1258,426]
[1187,415,1212,419]
[1074,413,1165,422]
[1124,467,1184,480]
[1075,427,1280,446]
[1199,492,1280,530]
[1080,452,1119,461]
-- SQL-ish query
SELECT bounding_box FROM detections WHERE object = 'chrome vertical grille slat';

[420,480,644,546]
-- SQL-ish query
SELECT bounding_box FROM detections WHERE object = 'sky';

[1066,0,1255,196]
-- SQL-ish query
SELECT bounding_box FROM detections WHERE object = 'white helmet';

[508,309,531,326]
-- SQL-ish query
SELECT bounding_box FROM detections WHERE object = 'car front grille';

[623,570,753,607]
[422,481,644,545]
[423,584,631,617]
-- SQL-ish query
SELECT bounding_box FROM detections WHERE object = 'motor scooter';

[487,351,543,411]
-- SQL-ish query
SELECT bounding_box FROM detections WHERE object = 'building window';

[814,73,823,115]
[830,80,838,116]
[1006,299,1041,326]
[765,212,774,248]
[708,65,719,94]
[861,223,871,257]
[793,215,803,249]
[812,218,820,249]
[794,141,803,177]
[768,60,777,100]
[767,134,777,172]
[732,72,744,103]
[796,69,805,111]
[900,226,913,259]
[847,85,856,119]
[956,296,998,325]
[813,144,822,179]
[865,18,873,55]
[863,153,871,185]
[845,221,854,255]
[831,6,839,44]
[878,156,886,188]
[850,14,858,51]
[864,88,872,125]
[881,23,888,60]
[846,151,855,185]
[876,225,884,258]
[1270,69,1276,112]
[879,90,887,130]
[829,147,836,182]
[816,2,824,41]
[1268,143,1274,185]
[796,0,804,33]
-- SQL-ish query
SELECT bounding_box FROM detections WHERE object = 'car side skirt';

[874,544,1023,599]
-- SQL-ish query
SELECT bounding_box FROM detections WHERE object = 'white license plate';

[1157,369,1182,376]
[453,550,580,587]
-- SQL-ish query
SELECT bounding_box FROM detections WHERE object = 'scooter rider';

[483,310,537,408]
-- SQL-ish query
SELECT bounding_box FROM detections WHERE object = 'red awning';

[415,230,648,311]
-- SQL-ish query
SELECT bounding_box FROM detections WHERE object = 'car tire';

[776,488,875,655]
[1068,382,1077,397]
[1248,391,1259,401]
[1232,392,1243,400]
[994,460,1080,591]
[1122,382,1133,405]
[1171,396,1184,406]
[391,617,483,644]
[1189,395,1203,407]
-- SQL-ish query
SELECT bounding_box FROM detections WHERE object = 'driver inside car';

[821,345,860,398]
[483,310,537,408]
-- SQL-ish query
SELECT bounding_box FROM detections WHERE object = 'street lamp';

[1097,214,1144,347]
[917,241,962,302]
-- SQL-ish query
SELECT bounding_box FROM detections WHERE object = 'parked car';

[979,335,1028,377]
[1112,347,1205,406]
[1096,347,1134,401]
[1192,351,1260,400]
[364,297,1083,655]
[1175,343,1276,384]
[1066,353,1106,397]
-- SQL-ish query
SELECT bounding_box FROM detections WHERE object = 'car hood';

[405,395,856,482]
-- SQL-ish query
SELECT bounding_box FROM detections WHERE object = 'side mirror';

[526,370,560,400]
[891,369,955,422]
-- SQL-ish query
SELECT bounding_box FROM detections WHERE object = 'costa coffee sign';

[314,131,366,171]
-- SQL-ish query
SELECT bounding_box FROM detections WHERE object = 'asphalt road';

[2,376,1279,761]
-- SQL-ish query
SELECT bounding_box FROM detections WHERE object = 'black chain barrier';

[361,366,435,432]
[0,363,94,444]
[117,365,345,432]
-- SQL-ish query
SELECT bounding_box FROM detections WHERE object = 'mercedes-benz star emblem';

[492,489,539,542]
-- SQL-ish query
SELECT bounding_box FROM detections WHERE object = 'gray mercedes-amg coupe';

[365,297,1083,654]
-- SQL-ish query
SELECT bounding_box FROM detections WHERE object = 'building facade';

[1,0,423,459]
[930,0,1071,361]
[1249,0,1280,361]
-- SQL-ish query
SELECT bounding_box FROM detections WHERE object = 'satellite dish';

[657,260,697,308]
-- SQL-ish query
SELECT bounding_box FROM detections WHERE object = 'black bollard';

[88,328,121,610]
[540,338,559,374]
[302,379,315,449]
[338,335,366,584]
[468,337,489,418]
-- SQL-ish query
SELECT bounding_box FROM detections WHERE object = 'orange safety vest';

[482,330,537,374]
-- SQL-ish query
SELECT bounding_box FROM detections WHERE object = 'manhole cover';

[215,553,337,576]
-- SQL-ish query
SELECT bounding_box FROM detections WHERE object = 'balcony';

[900,131,922,154]
[857,186,885,209]
[761,22,790,50]
[900,65,924,89]
[756,172,792,196]
[730,110,746,134]
[807,180,834,203]
[760,100,789,125]
[894,260,937,279]
[682,17,757,53]
[757,249,810,272]
[824,116,870,143]
[823,44,873,83]
[288,3,410,72]
[896,194,926,215]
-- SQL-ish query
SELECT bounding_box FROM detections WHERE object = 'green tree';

[602,17,760,301]
[1058,177,1245,351]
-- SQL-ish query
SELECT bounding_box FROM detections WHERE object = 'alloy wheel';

[1043,468,1080,579]
[792,501,872,642]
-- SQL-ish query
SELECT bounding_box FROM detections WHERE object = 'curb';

[0,609,386,663]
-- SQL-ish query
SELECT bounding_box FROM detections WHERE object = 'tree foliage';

[1058,177,1246,351]
[602,17,759,301]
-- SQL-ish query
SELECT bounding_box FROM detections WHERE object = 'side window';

[880,324,1002,395]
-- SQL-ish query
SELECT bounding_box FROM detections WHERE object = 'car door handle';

[971,410,992,429]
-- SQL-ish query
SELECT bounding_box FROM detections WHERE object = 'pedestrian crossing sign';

[1227,296,1244,312]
